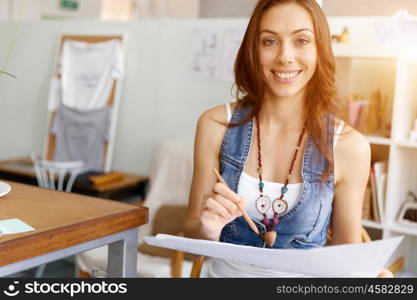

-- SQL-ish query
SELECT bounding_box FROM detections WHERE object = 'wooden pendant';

[265,230,277,247]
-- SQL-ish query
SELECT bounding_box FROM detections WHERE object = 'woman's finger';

[204,197,232,220]
[214,193,239,215]
[213,182,241,203]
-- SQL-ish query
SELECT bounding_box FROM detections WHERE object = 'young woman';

[184,0,392,277]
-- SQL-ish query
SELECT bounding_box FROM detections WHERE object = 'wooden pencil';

[213,168,260,235]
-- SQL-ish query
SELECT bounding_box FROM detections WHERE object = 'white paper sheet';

[144,234,404,277]
[0,218,35,235]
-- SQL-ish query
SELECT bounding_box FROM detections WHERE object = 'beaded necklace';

[255,117,306,247]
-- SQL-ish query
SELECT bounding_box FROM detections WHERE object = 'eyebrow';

[260,28,314,35]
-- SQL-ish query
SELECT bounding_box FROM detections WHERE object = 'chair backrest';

[31,153,83,192]
[139,140,194,239]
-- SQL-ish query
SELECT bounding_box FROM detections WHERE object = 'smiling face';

[259,2,317,101]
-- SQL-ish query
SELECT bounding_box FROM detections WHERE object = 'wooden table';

[0,158,149,200]
[0,181,148,277]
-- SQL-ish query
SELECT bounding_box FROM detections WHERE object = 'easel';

[43,34,126,173]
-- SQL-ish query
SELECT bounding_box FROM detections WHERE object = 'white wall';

[3,0,417,21]
[0,0,10,21]
[0,0,199,20]
[323,0,417,16]
[136,0,199,18]
[0,19,247,174]
[200,0,256,18]
[0,0,102,21]
[9,0,42,21]
[42,0,102,19]
[199,0,417,17]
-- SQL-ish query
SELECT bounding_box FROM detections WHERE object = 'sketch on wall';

[191,30,219,80]
[190,28,245,82]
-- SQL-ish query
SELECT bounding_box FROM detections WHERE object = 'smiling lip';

[272,70,302,83]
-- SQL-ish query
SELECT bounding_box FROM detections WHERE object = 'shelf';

[362,219,385,230]
[363,220,417,236]
[388,223,417,237]
[329,16,417,275]
[366,136,392,146]
[363,137,417,148]
[332,43,397,59]
[394,139,417,149]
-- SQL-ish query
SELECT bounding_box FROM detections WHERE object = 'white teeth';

[274,71,299,79]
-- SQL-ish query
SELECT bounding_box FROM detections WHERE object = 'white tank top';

[225,102,344,221]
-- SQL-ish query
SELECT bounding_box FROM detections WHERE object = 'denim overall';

[219,105,335,249]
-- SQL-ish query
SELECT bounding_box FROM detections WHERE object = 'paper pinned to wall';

[190,28,245,82]
[191,29,220,80]
[145,234,404,277]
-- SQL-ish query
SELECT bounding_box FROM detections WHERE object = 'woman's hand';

[377,268,394,278]
[199,182,246,240]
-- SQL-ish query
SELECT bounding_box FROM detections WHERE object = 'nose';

[275,41,295,65]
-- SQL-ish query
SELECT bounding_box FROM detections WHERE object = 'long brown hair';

[233,0,343,181]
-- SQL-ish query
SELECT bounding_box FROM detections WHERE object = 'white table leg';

[107,228,138,278]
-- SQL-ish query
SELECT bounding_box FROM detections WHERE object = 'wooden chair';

[172,226,403,278]
[76,140,195,278]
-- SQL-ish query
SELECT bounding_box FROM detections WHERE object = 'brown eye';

[263,39,277,46]
[296,39,310,46]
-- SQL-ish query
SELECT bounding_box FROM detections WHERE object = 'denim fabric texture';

[219,105,335,249]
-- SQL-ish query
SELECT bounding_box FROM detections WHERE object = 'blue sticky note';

[0,218,35,235]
